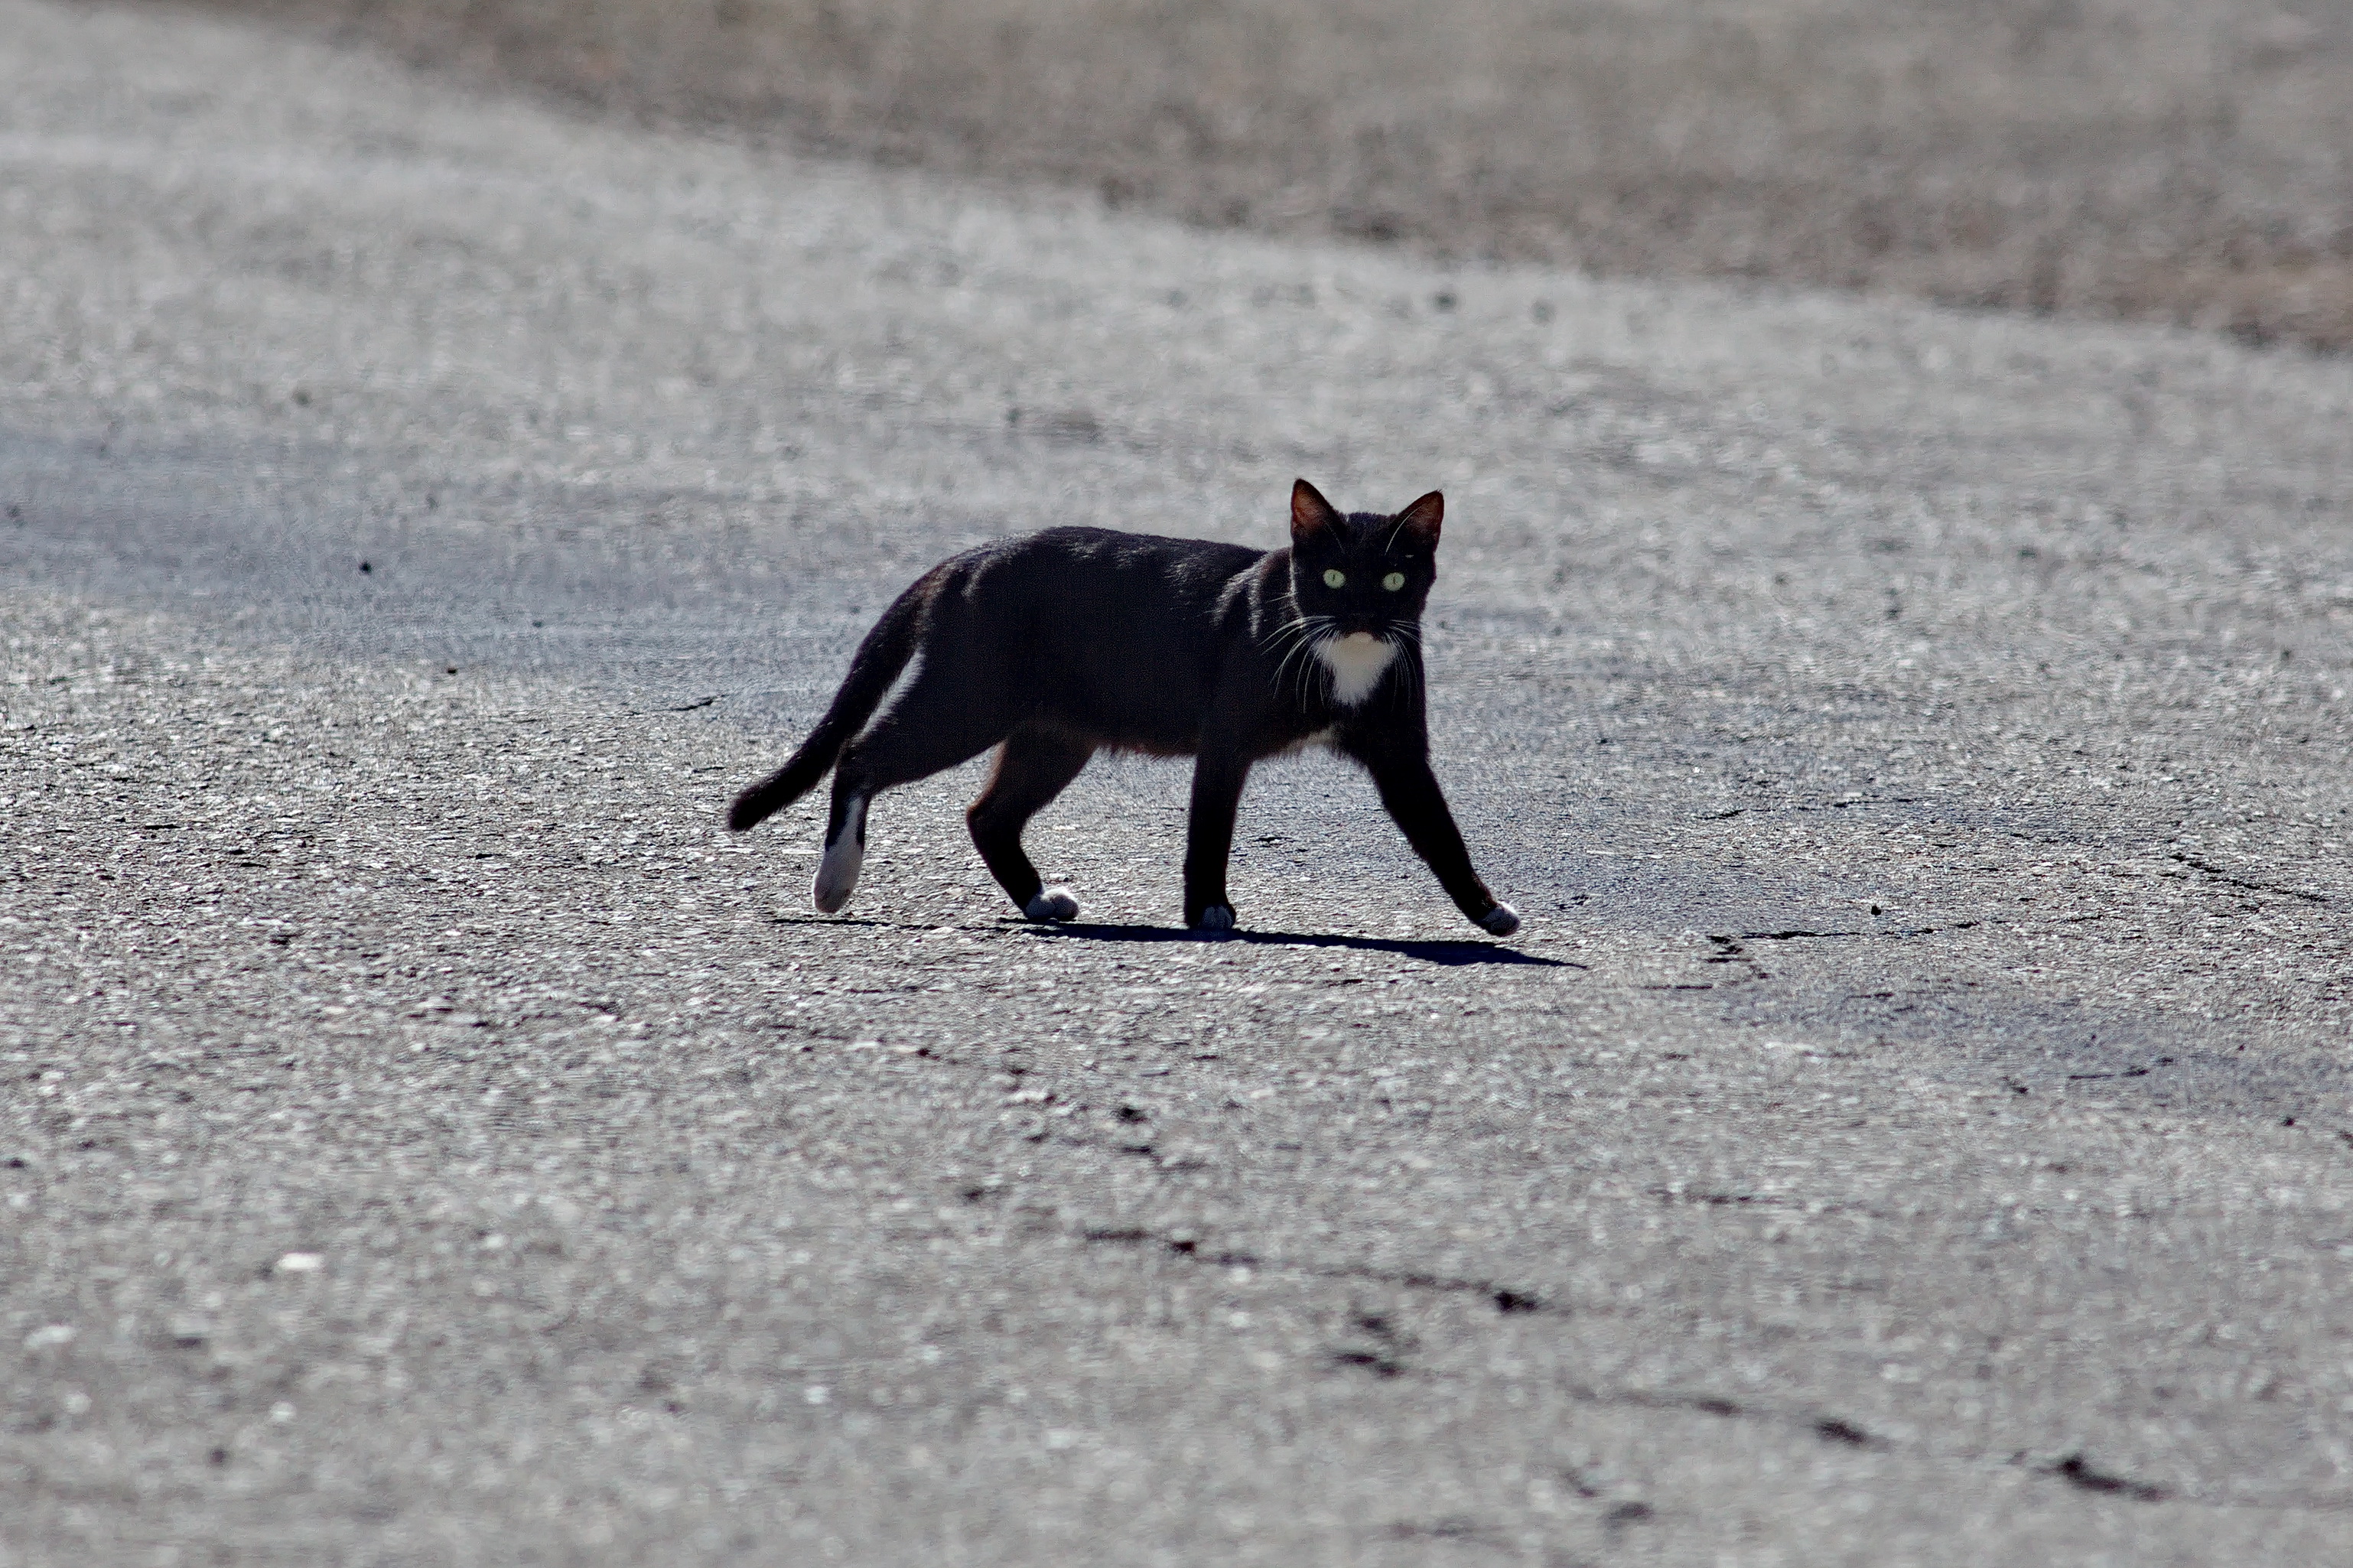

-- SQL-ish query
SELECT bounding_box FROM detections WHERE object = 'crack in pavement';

[1661,924,1991,991]
[1644,1185,1880,1221]
[2029,1451,2172,1504]
[1732,922,1982,942]
[1065,1220,2353,1513]
[1379,1514,1523,1551]
[1081,1225,1552,1319]
[1064,1222,1909,1458]
[2065,1055,2175,1082]
[2168,852,2331,906]
[1704,933,1772,982]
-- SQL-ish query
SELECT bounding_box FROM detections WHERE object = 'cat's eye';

[1323,568,1346,588]
[1382,571,1407,591]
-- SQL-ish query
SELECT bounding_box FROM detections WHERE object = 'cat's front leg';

[1351,743,1520,936]
[1182,750,1252,932]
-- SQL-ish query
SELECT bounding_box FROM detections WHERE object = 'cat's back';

[980,525,1260,581]
[949,525,1265,618]
[924,525,1271,704]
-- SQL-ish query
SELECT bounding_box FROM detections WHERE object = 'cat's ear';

[1394,491,1443,551]
[1291,478,1343,545]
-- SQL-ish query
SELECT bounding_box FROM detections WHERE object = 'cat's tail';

[725,575,932,832]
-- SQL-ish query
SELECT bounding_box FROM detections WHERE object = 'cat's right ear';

[1291,479,1342,545]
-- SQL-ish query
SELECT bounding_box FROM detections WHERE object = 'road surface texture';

[6,3,2353,1563]
[187,0,2353,353]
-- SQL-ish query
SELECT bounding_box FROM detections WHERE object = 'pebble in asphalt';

[5,1,2353,1561]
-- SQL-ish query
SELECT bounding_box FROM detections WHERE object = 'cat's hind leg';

[815,679,1009,915]
[812,790,869,914]
[967,727,1093,920]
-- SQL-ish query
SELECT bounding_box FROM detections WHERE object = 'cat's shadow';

[765,914,1574,968]
[1024,921,1578,968]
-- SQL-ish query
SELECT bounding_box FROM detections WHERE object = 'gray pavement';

[6,2,2353,1563]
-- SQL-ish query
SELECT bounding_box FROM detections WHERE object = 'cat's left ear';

[1395,491,1443,551]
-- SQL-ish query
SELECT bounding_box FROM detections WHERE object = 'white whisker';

[1258,610,1328,653]
[1275,625,1333,705]
[1264,610,1339,708]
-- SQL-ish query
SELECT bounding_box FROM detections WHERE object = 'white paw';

[1479,902,1521,938]
[812,838,864,915]
[1025,886,1080,922]
[1192,903,1236,934]
[812,798,867,914]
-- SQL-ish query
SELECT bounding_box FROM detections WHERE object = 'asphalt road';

[8,3,2353,1563]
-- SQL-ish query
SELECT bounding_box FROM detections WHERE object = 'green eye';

[1382,571,1407,591]
[1323,568,1346,588]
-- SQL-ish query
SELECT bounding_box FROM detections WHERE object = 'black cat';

[727,479,1519,936]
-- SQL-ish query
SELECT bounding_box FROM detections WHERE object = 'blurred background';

[183,0,2353,352]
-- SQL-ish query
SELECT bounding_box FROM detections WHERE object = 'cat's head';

[1285,479,1440,635]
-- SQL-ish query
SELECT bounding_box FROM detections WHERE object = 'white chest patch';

[1316,633,1398,708]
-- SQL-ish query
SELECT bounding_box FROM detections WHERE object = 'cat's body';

[727,480,1518,936]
